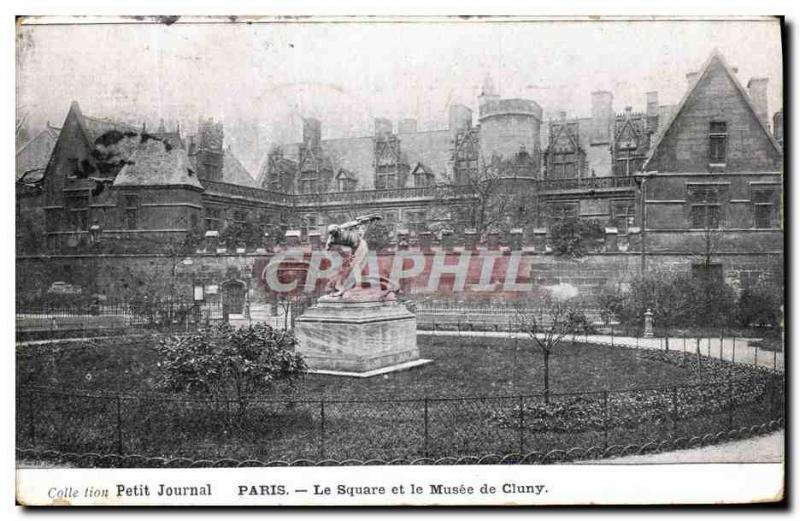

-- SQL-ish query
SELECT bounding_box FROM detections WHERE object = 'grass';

[18,334,695,399]
[16,333,779,465]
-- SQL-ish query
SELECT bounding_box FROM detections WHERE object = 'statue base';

[295,297,430,376]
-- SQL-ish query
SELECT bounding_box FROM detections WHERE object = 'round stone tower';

[478,96,543,176]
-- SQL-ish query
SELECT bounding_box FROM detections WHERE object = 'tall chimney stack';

[398,118,418,134]
[302,118,321,149]
[374,118,393,137]
[646,91,660,134]
[747,78,769,126]
[646,91,659,118]
[448,104,473,138]
[590,91,613,144]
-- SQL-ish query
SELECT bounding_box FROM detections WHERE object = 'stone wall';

[17,244,782,312]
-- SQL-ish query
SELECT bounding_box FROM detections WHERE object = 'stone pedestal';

[295,298,430,377]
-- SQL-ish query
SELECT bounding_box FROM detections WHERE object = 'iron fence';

[16,371,783,466]
[16,299,293,338]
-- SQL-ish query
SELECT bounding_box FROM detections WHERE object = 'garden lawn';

[18,333,697,399]
[17,333,777,464]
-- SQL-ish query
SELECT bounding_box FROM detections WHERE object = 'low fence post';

[610,326,614,348]
[423,398,429,458]
[116,395,124,455]
[671,386,679,436]
[28,391,36,445]
[731,336,736,364]
[602,390,609,450]
[682,334,686,358]
[727,379,734,431]
[518,395,525,455]
[767,376,775,420]
[719,331,724,361]
[319,399,325,460]
[774,347,778,371]
[754,344,759,368]
[696,338,702,374]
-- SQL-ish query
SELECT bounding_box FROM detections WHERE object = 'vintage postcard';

[14,15,785,506]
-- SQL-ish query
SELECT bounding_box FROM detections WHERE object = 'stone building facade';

[17,49,783,292]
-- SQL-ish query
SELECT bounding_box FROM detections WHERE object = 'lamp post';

[169,256,194,324]
[88,220,103,315]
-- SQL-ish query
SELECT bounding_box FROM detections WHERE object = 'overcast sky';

[16,17,783,174]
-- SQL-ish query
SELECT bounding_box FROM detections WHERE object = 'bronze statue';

[324,214,382,297]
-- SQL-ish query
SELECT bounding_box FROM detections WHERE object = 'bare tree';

[687,185,724,272]
[514,294,582,403]
[428,155,539,240]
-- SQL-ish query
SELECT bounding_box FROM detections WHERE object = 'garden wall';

[16,248,782,310]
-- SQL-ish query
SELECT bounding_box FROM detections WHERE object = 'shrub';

[684,276,737,328]
[737,284,783,328]
[598,270,742,333]
[549,217,604,258]
[219,221,266,250]
[154,323,306,416]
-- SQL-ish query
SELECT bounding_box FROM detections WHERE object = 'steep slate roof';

[113,136,202,189]
[279,129,453,189]
[643,49,783,171]
[15,124,60,180]
[256,151,297,188]
[222,148,256,186]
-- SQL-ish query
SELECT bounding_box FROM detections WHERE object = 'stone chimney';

[747,78,769,126]
[374,118,393,136]
[590,91,613,144]
[646,91,659,118]
[303,118,321,149]
[196,117,224,181]
[686,71,699,86]
[448,104,473,138]
[646,91,660,135]
[398,118,418,134]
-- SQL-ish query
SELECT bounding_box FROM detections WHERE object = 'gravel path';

[421,330,784,371]
[578,430,784,464]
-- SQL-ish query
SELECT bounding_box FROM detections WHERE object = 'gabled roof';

[15,125,61,180]
[335,168,356,180]
[643,49,782,171]
[545,121,582,153]
[411,162,433,175]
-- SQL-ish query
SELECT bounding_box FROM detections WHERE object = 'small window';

[687,185,724,228]
[205,207,223,231]
[752,188,778,229]
[123,194,139,230]
[612,201,636,233]
[709,121,727,164]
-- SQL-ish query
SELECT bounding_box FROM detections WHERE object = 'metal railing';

[15,369,783,466]
[538,176,636,193]
[201,179,293,205]
[293,184,476,207]
[200,177,636,210]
